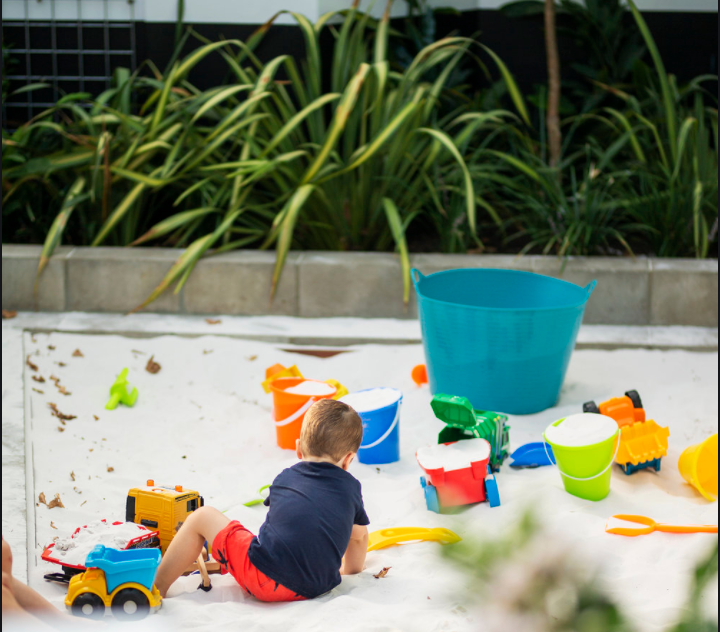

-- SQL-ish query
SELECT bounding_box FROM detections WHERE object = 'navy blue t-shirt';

[247,461,369,599]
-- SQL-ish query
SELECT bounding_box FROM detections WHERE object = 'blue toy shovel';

[509,442,555,469]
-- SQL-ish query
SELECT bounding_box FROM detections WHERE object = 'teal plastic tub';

[413,268,596,414]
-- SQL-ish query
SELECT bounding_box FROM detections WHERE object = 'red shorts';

[212,521,306,603]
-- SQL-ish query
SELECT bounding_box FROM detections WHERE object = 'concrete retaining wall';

[2,245,717,327]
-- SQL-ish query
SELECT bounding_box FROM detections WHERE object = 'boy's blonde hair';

[300,399,363,462]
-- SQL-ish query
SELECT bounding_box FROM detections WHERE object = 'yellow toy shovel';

[367,527,461,551]
[606,514,718,537]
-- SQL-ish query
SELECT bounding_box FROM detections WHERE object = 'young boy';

[155,399,369,601]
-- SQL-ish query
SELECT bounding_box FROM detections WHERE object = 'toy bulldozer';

[583,390,669,475]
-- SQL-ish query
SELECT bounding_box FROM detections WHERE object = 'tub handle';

[411,268,425,290]
[585,280,597,297]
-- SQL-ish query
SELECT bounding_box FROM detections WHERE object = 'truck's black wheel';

[71,592,105,619]
[625,390,643,409]
[111,588,150,621]
[583,401,600,414]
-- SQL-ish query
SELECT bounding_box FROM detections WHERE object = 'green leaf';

[479,44,531,126]
[91,181,147,246]
[301,64,371,184]
[131,210,242,312]
[271,185,316,298]
[260,93,341,157]
[10,83,51,96]
[130,207,220,246]
[672,117,697,181]
[418,128,476,233]
[627,0,678,161]
[382,198,411,305]
[35,177,86,294]
[109,166,171,187]
[190,85,252,123]
[603,108,646,164]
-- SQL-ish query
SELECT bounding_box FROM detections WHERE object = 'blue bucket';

[413,268,596,415]
[342,388,402,465]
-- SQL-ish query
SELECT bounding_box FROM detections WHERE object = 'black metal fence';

[3,0,137,124]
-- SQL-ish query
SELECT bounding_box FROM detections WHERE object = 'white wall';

[2,0,717,23]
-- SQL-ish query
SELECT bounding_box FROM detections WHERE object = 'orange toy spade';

[606,514,718,537]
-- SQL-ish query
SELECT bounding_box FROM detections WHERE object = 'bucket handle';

[585,280,597,297]
[274,397,317,427]
[359,404,401,450]
[411,268,425,292]
[543,430,621,482]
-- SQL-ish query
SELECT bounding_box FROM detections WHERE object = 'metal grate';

[2,0,137,125]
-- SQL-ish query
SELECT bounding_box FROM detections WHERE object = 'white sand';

[6,330,718,632]
[545,413,618,447]
[283,381,336,396]
[49,520,153,567]
[340,388,402,412]
[417,439,491,472]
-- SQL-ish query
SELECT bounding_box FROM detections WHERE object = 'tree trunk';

[544,0,562,170]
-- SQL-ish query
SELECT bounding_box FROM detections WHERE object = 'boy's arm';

[339,525,368,576]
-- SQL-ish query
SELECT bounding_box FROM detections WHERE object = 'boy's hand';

[340,525,368,576]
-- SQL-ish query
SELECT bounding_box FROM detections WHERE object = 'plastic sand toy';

[243,484,271,507]
[270,377,343,450]
[582,390,670,475]
[411,364,428,386]
[583,390,645,428]
[42,520,159,584]
[105,368,138,410]
[367,527,461,551]
[605,514,718,537]
[615,419,670,475]
[261,364,304,393]
[430,394,510,472]
[509,442,555,469]
[679,433,718,502]
[126,481,204,554]
[65,545,162,621]
[263,364,349,450]
[340,388,403,464]
[261,364,348,398]
[417,438,501,513]
[544,413,619,502]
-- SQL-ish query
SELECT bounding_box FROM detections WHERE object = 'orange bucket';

[270,377,337,450]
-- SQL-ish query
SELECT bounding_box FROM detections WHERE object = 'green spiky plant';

[589,0,718,258]
[2,1,528,310]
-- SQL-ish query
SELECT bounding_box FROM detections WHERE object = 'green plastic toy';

[243,484,271,507]
[106,368,138,410]
[431,394,510,472]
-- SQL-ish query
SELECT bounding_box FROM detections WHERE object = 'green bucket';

[544,416,620,501]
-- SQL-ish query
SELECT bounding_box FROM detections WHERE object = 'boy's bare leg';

[155,507,230,598]
[2,574,56,630]
[2,540,57,614]
[2,576,29,617]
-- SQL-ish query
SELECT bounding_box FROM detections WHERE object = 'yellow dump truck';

[65,545,162,621]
